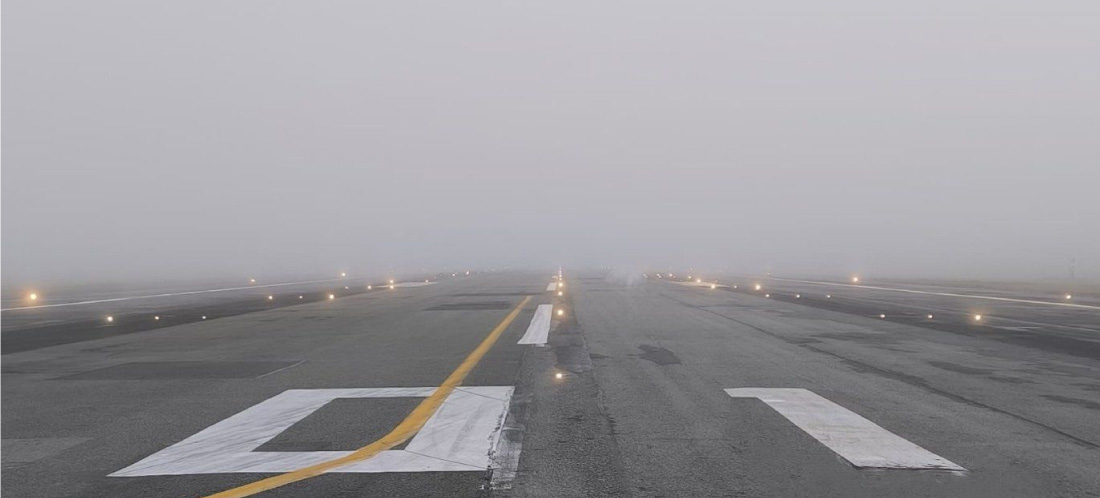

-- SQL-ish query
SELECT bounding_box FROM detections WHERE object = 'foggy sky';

[4,0,1099,284]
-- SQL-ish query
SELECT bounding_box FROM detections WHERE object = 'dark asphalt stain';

[1041,395,1100,411]
[425,301,512,311]
[636,344,681,365]
[928,361,995,375]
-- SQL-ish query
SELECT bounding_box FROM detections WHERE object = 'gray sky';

[4,0,1099,284]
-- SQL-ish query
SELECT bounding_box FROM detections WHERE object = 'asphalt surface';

[3,271,1099,497]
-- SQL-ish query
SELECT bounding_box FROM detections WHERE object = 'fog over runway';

[4,0,1100,496]
[3,270,1098,497]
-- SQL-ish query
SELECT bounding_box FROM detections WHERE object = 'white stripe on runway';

[517,304,553,345]
[726,388,964,470]
[546,282,558,291]
[745,276,1099,310]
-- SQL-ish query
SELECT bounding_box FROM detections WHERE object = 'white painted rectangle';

[517,305,553,345]
[546,282,557,291]
[111,386,514,476]
[725,388,964,470]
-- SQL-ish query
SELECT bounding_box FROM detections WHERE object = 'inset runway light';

[754,284,762,291]
[558,291,563,296]
[106,316,114,323]
[826,294,832,298]
[687,275,692,280]
[389,279,395,284]
[710,284,717,289]
[879,314,886,319]
[852,276,860,283]
[1065,294,1073,300]
[557,309,564,316]
[267,295,274,300]
[299,295,303,299]
[154,315,160,321]
[345,286,349,289]
[341,272,347,278]
[367,285,373,290]
[424,279,429,283]
[465,271,470,275]
[765,293,770,298]
[555,372,564,380]
[927,314,934,319]
[202,316,207,320]
[250,278,256,284]
[328,294,335,300]
[795,294,801,298]
[28,292,38,301]
[696,278,703,283]
[389,285,395,290]
[733,285,738,289]
[974,314,982,322]
[558,282,564,288]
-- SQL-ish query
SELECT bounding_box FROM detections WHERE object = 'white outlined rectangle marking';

[725,388,964,470]
[546,282,558,291]
[517,305,553,345]
[111,386,513,476]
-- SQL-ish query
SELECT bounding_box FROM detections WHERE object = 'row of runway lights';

[647,273,996,323]
[76,271,479,325]
[554,270,566,381]
[646,273,1078,303]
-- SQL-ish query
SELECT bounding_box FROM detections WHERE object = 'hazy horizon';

[5,0,1099,285]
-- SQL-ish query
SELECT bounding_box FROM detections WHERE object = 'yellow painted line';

[203,295,533,498]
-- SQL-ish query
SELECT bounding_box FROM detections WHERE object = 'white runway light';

[202,316,207,320]
[754,284,762,291]
[267,295,274,300]
[106,316,114,323]
[555,373,564,380]
[557,291,563,296]
[974,314,982,322]
[340,272,347,278]
[1065,294,1073,300]
[328,294,335,300]
[154,316,160,321]
[557,309,564,316]
[852,276,860,283]
[28,292,38,301]
[710,284,717,289]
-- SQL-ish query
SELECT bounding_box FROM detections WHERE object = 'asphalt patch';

[426,301,513,311]
[58,361,300,380]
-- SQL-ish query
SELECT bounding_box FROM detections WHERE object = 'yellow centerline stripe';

[203,295,533,498]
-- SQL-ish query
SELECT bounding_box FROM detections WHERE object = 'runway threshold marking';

[202,296,532,498]
[546,282,558,291]
[746,276,1100,311]
[726,388,965,471]
[517,304,553,345]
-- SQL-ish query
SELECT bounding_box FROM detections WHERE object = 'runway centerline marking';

[741,276,1099,310]
[517,304,553,345]
[201,295,531,498]
[726,388,965,471]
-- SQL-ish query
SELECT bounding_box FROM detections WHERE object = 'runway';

[2,271,1098,497]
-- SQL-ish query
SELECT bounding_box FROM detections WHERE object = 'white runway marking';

[391,281,438,288]
[2,278,350,311]
[517,305,553,345]
[546,282,558,291]
[748,276,1099,310]
[111,386,514,476]
[725,388,964,471]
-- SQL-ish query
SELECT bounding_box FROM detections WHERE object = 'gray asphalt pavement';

[3,271,1098,497]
